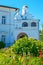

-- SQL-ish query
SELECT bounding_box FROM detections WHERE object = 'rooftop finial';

[22,5,28,15]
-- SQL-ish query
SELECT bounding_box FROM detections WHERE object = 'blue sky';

[0,0,43,30]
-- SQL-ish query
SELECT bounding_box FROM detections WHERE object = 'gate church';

[0,5,40,47]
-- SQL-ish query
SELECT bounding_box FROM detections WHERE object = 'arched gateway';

[17,32,28,39]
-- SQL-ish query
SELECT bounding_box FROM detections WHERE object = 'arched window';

[31,22,36,27]
[22,22,28,27]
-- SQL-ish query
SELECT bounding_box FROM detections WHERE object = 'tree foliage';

[12,37,43,56]
[40,23,43,41]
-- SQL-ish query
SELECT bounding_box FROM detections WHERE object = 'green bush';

[0,41,5,49]
[12,37,43,56]
[12,37,30,55]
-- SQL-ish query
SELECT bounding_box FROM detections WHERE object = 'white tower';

[22,5,28,15]
[22,5,28,19]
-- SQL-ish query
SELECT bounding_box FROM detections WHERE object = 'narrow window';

[1,35,5,42]
[2,16,6,24]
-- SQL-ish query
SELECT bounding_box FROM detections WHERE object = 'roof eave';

[0,5,19,10]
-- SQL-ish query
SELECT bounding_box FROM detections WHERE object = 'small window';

[1,35,5,42]
[2,16,6,24]
[31,22,36,27]
[22,22,28,27]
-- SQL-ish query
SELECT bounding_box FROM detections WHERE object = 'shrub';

[30,43,39,56]
[12,37,43,56]
[0,41,5,49]
[12,37,31,55]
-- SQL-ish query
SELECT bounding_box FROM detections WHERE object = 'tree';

[40,23,43,41]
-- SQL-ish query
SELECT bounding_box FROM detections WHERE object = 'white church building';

[0,5,40,47]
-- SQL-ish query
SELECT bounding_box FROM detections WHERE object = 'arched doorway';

[17,32,28,39]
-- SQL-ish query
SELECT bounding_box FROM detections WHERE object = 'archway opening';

[17,33,28,39]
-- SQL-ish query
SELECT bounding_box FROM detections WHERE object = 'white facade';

[0,5,40,47]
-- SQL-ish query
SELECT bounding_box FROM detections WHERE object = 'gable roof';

[0,5,19,10]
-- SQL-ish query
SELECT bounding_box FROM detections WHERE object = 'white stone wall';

[0,7,16,46]
[12,19,39,40]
